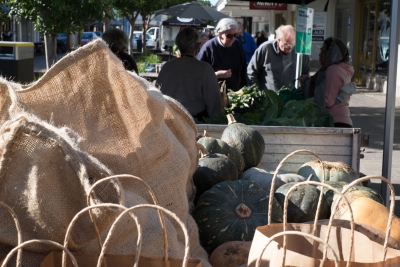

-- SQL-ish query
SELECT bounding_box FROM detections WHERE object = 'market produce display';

[202,84,334,127]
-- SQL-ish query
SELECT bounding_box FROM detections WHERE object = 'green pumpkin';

[240,167,286,192]
[197,136,245,174]
[194,180,283,254]
[193,153,238,204]
[317,181,348,208]
[220,114,265,170]
[275,182,330,223]
[297,160,359,183]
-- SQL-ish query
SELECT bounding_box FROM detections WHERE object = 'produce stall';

[196,124,361,173]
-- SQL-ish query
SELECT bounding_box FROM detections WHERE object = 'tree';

[114,0,187,55]
[0,2,11,39]
[5,0,113,68]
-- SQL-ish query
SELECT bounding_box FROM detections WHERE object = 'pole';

[381,0,399,206]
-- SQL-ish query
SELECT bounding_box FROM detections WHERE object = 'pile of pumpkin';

[192,115,400,267]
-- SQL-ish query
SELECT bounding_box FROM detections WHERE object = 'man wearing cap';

[197,18,247,92]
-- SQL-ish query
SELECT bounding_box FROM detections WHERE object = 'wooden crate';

[196,124,361,173]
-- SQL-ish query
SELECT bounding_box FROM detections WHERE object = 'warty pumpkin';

[297,160,359,183]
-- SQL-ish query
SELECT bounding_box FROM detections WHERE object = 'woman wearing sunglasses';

[197,18,247,92]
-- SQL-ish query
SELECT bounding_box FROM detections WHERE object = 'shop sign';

[312,12,327,42]
[249,2,287,10]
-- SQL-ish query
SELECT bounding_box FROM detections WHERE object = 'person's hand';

[297,75,308,87]
[215,69,232,79]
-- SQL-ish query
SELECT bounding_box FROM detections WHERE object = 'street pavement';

[33,53,400,213]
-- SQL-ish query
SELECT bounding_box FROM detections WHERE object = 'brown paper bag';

[40,252,202,267]
[248,175,400,266]
[248,223,400,267]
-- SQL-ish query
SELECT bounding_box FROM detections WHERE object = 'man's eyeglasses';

[280,39,295,49]
[224,32,237,39]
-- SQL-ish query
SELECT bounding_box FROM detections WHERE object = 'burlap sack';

[0,39,208,265]
[0,114,119,265]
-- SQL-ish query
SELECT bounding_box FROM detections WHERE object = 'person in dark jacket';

[197,18,247,92]
[256,30,268,47]
[102,28,139,74]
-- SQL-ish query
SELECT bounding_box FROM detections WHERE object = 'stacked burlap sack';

[0,39,210,266]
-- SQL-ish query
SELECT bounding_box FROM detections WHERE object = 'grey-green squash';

[317,181,349,208]
[193,153,238,204]
[194,180,283,254]
[275,182,330,223]
[197,136,245,174]
[240,167,306,192]
[297,160,359,183]
[220,114,265,170]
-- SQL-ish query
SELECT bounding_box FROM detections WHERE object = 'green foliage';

[0,2,10,26]
[5,0,111,34]
[136,52,161,73]
[201,84,334,127]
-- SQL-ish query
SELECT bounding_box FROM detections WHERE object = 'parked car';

[80,32,98,46]
[94,31,103,38]
[146,27,160,49]
[132,32,156,50]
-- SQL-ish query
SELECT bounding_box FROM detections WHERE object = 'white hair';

[275,25,295,39]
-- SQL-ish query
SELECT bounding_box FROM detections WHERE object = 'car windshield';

[134,33,151,40]
[82,33,93,39]
[58,33,67,38]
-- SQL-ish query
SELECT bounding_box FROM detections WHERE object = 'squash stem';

[235,203,252,218]
[226,113,237,125]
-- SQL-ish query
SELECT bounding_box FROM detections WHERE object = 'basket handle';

[97,204,190,267]
[268,149,326,225]
[283,181,354,267]
[62,203,133,267]
[86,174,167,261]
[255,231,340,267]
[1,239,78,267]
[0,201,23,267]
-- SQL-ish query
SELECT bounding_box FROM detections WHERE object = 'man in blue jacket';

[236,21,257,65]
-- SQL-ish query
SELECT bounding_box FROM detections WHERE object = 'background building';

[214,0,392,94]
